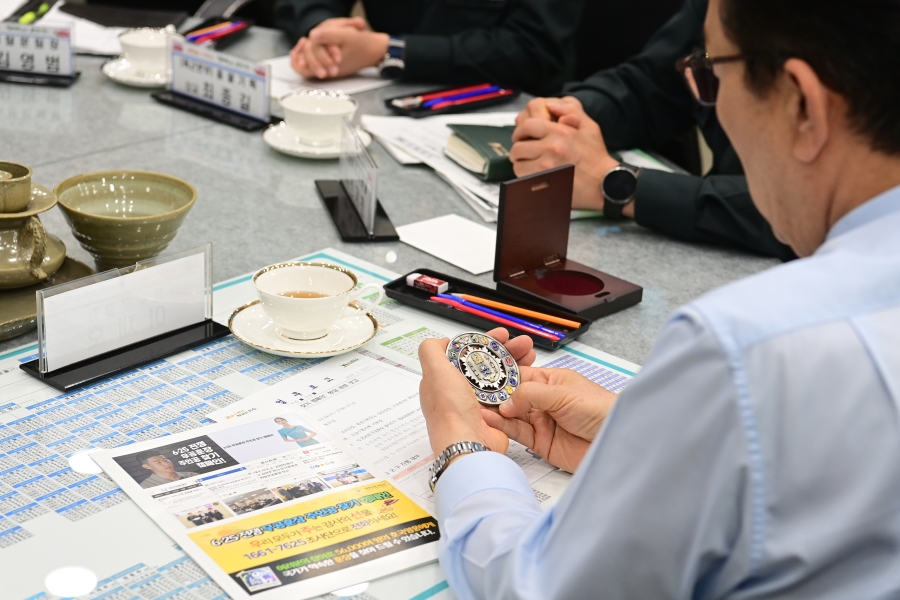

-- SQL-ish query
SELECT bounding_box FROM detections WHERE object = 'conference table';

[0,25,778,600]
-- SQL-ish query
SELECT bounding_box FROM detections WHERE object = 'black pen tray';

[384,268,590,350]
[384,85,520,118]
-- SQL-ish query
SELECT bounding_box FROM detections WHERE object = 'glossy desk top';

[0,27,778,364]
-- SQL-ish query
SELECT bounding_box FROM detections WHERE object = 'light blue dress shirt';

[436,185,900,599]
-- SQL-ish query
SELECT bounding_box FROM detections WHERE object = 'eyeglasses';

[676,50,744,106]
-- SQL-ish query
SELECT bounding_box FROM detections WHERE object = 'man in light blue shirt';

[416,0,900,597]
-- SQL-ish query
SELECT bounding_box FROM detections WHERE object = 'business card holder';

[494,165,643,320]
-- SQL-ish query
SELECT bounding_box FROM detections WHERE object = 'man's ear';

[141,463,151,470]
[782,58,831,164]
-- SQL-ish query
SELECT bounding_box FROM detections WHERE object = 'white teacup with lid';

[279,90,359,147]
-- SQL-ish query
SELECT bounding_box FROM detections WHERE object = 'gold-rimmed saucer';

[228,301,378,358]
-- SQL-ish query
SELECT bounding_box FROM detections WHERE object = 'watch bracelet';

[429,441,491,492]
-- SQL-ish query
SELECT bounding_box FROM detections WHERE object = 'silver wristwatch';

[429,441,491,492]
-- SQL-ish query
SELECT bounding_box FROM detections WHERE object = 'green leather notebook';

[445,124,517,182]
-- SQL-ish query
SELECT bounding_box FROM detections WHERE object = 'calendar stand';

[0,69,80,87]
[151,90,272,132]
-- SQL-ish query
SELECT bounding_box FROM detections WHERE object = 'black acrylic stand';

[151,91,270,131]
[315,180,399,242]
[0,69,80,87]
[20,319,231,392]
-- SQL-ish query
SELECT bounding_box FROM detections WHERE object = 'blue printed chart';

[0,248,639,600]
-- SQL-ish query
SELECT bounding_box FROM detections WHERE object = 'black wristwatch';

[601,163,640,219]
[378,36,405,79]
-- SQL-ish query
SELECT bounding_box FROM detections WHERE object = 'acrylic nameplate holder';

[0,23,80,87]
[151,39,271,131]
[315,117,399,242]
[20,244,230,391]
[494,165,643,320]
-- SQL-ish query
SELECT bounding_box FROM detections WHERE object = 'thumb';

[417,337,451,377]
[310,27,348,44]
[557,114,581,129]
[499,380,567,419]
[348,16,367,30]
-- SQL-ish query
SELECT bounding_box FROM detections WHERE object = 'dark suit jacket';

[273,0,582,96]
[565,0,795,260]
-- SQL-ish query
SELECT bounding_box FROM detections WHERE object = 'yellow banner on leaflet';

[188,481,432,573]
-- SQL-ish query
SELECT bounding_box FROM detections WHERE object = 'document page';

[207,353,557,511]
[93,408,438,600]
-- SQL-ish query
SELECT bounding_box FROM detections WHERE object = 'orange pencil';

[450,294,582,329]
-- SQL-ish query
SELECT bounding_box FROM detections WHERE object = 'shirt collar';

[826,184,900,242]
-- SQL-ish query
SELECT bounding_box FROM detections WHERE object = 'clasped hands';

[290,17,388,80]
[511,97,633,215]
[418,328,616,474]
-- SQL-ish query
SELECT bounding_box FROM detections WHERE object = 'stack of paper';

[395,214,496,274]
[264,55,393,102]
[40,2,125,56]
[362,112,518,221]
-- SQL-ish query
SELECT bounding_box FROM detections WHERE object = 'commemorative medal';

[446,332,519,405]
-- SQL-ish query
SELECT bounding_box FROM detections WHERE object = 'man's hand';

[511,98,622,212]
[289,17,388,80]
[481,368,616,473]
[418,328,536,457]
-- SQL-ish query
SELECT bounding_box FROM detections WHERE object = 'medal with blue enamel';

[446,332,519,405]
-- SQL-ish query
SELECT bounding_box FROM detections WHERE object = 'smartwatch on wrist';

[601,163,640,219]
[378,36,405,79]
[429,441,490,492]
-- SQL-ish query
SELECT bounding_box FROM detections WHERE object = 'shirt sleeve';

[403,0,583,96]
[434,313,754,599]
[273,0,357,42]
[635,170,797,260]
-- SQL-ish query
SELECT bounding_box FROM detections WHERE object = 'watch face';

[446,332,519,405]
[604,168,638,203]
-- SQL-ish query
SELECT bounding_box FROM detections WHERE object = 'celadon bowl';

[55,170,196,272]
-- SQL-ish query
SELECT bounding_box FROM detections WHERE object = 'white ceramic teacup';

[279,90,358,147]
[119,28,169,70]
[253,262,383,341]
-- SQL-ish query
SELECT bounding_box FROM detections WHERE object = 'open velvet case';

[494,165,643,320]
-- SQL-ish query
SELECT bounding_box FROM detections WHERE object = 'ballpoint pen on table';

[428,89,515,110]
[390,83,494,109]
[449,293,582,328]
[435,293,566,338]
[421,86,502,108]
[430,296,561,341]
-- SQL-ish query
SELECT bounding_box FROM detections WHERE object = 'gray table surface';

[0,27,779,365]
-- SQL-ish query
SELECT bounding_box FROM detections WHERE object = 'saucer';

[228,301,378,358]
[0,183,55,220]
[101,57,169,88]
[262,122,373,159]
[0,258,95,341]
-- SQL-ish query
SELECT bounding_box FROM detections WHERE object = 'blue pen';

[422,86,502,108]
[435,293,567,338]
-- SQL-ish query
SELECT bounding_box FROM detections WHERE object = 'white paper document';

[94,406,439,600]
[206,354,557,513]
[264,55,393,100]
[40,2,125,55]
[396,214,496,275]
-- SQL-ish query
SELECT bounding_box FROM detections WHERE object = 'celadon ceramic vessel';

[54,170,197,272]
[0,162,66,290]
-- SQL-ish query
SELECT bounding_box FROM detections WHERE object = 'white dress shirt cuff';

[435,451,536,521]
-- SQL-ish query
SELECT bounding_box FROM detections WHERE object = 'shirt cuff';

[634,169,703,241]
[402,34,452,80]
[435,451,536,522]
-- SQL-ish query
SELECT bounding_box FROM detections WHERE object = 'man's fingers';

[511,118,557,142]
[418,337,451,377]
[311,43,337,77]
[326,43,342,65]
[499,381,568,419]
[504,335,535,366]
[482,409,535,449]
[485,327,510,344]
[557,114,581,129]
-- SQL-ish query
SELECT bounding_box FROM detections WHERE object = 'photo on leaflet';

[112,436,240,489]
[206,413,327,465]
[175,501,234,528]
[223,488,284,515]
[318,464,375,488]
[273,477,329,502]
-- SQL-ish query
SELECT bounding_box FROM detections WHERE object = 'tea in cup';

[253,262,383,341]
[119,28,169,71]
[279,90,358,146]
